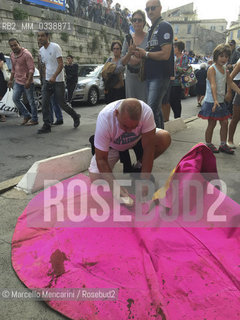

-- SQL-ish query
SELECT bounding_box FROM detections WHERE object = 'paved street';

[1,96,240,320]
[0,97,199,183]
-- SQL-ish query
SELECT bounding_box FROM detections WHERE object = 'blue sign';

[26,0,65,11]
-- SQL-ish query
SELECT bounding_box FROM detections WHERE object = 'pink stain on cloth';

[12,143,240,319]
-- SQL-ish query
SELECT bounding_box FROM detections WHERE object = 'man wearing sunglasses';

[134,0,174,130]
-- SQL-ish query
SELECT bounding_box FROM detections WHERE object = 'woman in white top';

[227,58,240,148]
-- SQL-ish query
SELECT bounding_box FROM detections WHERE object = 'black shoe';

[37,124,51,134]
[53,120,63,125]
[73,114,81,128]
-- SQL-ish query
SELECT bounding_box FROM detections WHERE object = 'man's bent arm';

[25,72,34,88]
[95,148,130,197]
[136,44,172,61]
[8,72,15,88]
[95,148,116,191]
[50,57,63,82]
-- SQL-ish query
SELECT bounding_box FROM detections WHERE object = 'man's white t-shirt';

[94,100,156,152]
[39,42,64,82]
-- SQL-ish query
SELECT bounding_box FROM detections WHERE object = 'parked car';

[72,64,105,106]
[4,55,42,111]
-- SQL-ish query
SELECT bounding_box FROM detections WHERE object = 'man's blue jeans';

[50,93,63,123]
[12,82,38,121]
[147,77,170,129]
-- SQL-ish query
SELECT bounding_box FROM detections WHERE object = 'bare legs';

[205,118,228,144]
[228,104,240,145]
[219,119,228,143]
[205,119,217,143]
[162,103,170,122]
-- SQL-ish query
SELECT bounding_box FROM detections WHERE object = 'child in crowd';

[198,44,240,154]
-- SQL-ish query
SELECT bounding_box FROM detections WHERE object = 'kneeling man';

[89,98,171,198]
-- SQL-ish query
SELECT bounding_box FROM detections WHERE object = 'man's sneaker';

[20,116,31,126]
[206,143,219,153]
[37,124,51,134]
[73,114,81,128]
[25,119,39,126]
[219,144,234,154]
[53,120,63,125]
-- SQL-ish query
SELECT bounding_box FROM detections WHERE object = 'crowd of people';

[0,34,80,133]
[73,0,131,33]
[13,0,132,33]
[1,0,240,196]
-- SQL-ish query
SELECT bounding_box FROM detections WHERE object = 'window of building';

[230,31,233,40]
[238,29,240,39]
[210,26,216,31]
[174,24,179,34]
[186,41,191,52]
[187,24,192,34]
[170,9,180,17]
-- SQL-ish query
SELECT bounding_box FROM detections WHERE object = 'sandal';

[206,143,219,153]
[227,142,236,149]
[219,144,234,154]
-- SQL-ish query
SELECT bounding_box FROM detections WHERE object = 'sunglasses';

[132,18,143,23]
[145,5,159,12]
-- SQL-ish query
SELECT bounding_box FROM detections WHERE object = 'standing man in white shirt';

[37,31,81,134]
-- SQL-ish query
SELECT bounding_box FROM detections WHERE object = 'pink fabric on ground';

[12,143,240,319]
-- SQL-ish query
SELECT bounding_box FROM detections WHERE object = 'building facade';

[162,2,227,56]
[227,13,240,47]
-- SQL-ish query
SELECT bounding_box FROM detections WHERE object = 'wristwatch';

[145,51,149,58]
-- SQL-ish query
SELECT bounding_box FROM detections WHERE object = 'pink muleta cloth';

[12,143,240,319]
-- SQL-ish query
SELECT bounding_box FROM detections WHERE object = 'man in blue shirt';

[135,0,174,129]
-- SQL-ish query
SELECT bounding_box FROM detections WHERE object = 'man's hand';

[24,80,31,89]
[49,75,56,83]
[120,186,130,198]
[134,47,146,59]
[8,80,13,89]
[120,186,134,207]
